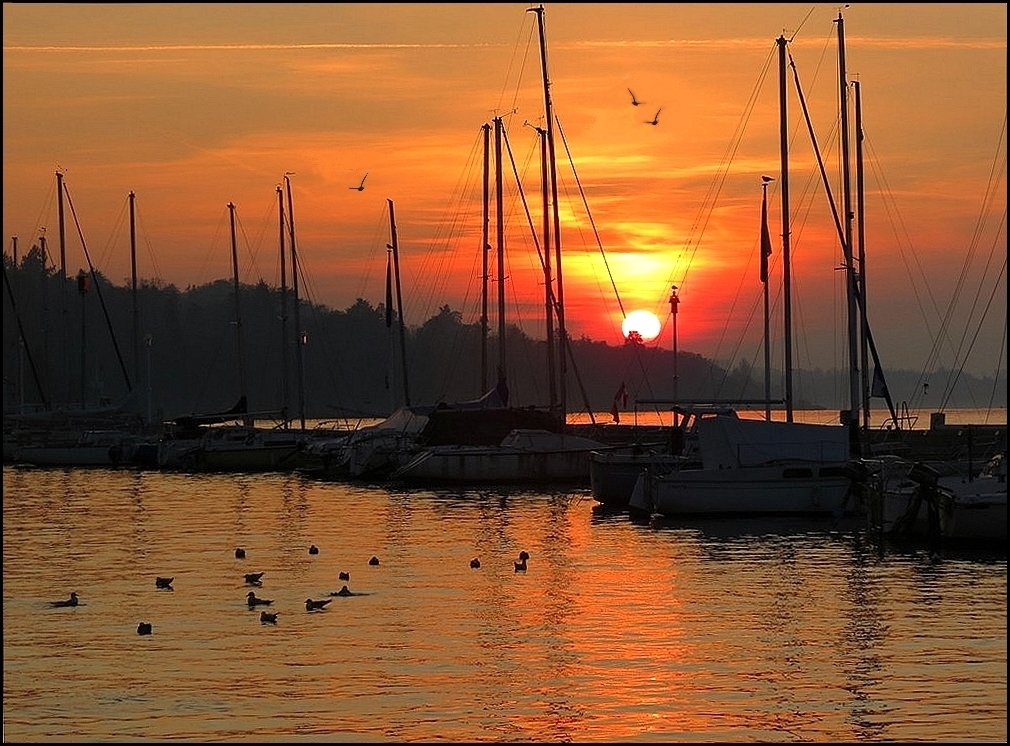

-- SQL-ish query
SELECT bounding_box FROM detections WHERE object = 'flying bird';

[49,592,79,608]
[306,597,333,611]
[645,108,662,126]
[628,88,643,106]
[349,173,368,191]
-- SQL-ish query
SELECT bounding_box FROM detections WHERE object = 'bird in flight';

[349,173,368,191]
[627,88,642,106]
[645,108,662,126]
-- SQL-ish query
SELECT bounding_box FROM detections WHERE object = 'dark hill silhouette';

[2,249,1004,422]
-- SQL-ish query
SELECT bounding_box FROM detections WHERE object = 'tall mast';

[129,191,139,385]
[227,202,248,415]
[480,122,491,393]
[777,35,794,421]
[39,229,50,404]
[530,3,566,418]
[57,170,69,404]
[494,115,506,386]
[836,11,861,455]
[277,185,289,428]
[387,198,411,407]
[760,176,773,421]
[853,79,870,431]
[538,124,557,412]
[13,236,23,413]
[284,174,306,431]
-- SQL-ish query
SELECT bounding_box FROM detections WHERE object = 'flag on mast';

[760,184,773,284]
[385,252,393,328]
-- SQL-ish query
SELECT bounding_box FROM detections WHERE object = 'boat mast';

[494,115,506,388]
[530,3,566,419]
[853,79,870,431]
[760,176,774,421]
[129,191,139,386]
[777,35,794,422]
[277,185,289,428]
[57,169,68,404]
[537,124,558,412]
[670,285,680,427]
[480,122,491,393]
[284,174,306,431]
[227,202,249,421]
[12,235,23,413]
[387,198,411,407]
[836,11,861,456]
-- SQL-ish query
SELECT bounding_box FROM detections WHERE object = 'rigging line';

[97,197,129,274]
[553,116,664,411]
[502,124,551,315]
[697,43,777,397]
[246,196,276,285]
[2,261,49,406]
[940,156,1008,406]
[787,6,817,44]
[62,180,133,393]
[133,197,165,283]
[195,208,228,289]
[408,125,483,325]
[31,179,59,267]
[788,51,845,250]
[554,116,624,321]
[863,134,942,408]
[497,10,536,122]
[984,310,1007,424]
[674,41,778,311]
[234,206,265,286]
[940,250,1007,413]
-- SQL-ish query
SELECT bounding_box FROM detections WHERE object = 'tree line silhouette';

[3,244,1003,424]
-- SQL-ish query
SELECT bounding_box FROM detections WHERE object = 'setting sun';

[622,310,661,341]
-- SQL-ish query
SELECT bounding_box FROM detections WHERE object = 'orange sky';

[3,3,1006,378]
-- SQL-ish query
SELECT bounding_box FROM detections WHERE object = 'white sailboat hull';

[632,463,854,516]
[393,429,606,485]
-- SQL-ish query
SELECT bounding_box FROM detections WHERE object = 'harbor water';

[2,465,1006,742]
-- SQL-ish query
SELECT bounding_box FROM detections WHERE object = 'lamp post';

[670,285,679,427]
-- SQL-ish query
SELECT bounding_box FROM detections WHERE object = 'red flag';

[760,188,773,284]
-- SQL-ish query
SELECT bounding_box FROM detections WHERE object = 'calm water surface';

[3,466,1006,742]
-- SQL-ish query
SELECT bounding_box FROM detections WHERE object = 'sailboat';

[627,15,880,519]
[6,175,155,468]
[388,6,611,487]
[628,410,856,517]
[166,197,305,473]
